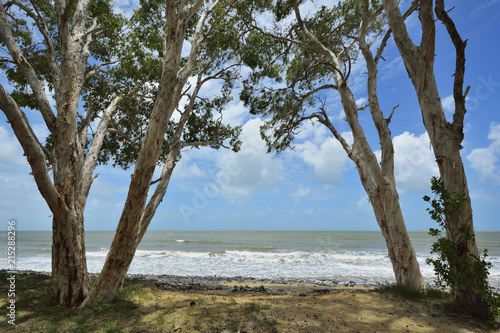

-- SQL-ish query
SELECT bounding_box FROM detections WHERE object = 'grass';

[0,271,279,333]
[375,284,448,300]
[0,271,494,332]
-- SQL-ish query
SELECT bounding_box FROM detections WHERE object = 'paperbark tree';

[0,0,240,307]
[240,0,424,289]
[81,0,245,307]
[382,0,488,316]
[0,0,122,307]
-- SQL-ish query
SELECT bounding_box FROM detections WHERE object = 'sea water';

[1,230,499,286]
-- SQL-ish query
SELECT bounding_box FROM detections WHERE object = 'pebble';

[9,270,393,292]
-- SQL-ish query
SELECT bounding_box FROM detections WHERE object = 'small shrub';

[423,176,499,326]
[375,284,425,300]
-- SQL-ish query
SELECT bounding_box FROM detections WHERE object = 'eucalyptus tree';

[0,0,241,307]
[382,0,489,317]
[0,0,123,307]
[82,0,243,306]
[240,0,424,289]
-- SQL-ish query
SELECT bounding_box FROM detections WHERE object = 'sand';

[138,278,495,332]
[3,272,496,332]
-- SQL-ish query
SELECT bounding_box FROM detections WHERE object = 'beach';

[2,231,500,287]
[1,230,499,331]
[1,271,495,332]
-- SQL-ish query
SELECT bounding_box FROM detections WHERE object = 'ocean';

[1,230,499,287]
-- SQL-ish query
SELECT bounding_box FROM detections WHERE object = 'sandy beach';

[147,277,495,332]
[1,271,497,332]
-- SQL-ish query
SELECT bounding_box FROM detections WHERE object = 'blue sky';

[1,0,500,231]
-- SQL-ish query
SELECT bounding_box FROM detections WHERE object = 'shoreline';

[7,269,438,292]
[2,270,494,332]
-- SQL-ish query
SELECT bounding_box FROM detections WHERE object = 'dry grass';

[0,271,496,332]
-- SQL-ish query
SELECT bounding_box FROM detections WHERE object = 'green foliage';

[239,0,384,153]
[423,176,499,326]
[92,0,243,169]
[2,0,242,170]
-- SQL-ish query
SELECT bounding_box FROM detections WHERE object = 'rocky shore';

[126,273,378,296]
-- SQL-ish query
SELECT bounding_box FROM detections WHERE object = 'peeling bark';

[0,0,105,306]
[382,0,487,316]
[81,0,220,307]
[291,0,424,290]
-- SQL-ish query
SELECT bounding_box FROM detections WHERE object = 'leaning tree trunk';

[336,74,424,290]
[352,143,424,290]
[318,82,424,290]
[81,0,218,307]
[81,76,179,307]
[382,0,488,317]
[291,0,424,290]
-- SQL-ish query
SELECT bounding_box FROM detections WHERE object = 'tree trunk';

[418,78,486,316]
[336,75,423,290]
[352,145,424,290]
[51,212,90,307]
[81,0,220,307]
[291,0,424,290]
[317,71,424,290]
[382,0,488,317]
[82,79,179,307]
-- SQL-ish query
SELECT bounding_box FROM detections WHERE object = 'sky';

[1,0,500,231]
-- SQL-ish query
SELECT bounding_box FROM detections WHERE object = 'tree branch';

[381,0,421,75]
[291,0,345,81]
[180,140,226,149]
[374,2,418,65]
[315,101,353,156]
[0,84,65,217]
[419,0,436,65]
[435,0,467,132]
[79,99,95,148]
[0,2,56,133]
[85,59,120,81]
[81,95,124,199]
[17,0,61,100]
[177,0,222,85]
[386,104,399,124]
[250,24,311,50]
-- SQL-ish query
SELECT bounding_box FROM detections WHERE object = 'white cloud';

[471,0,500,20]
[0,126,26,167]
[393,131,439,192]
[215,118,285,203]
[303,207,315,215]
[221,101,247,127]
[113,0,138,19]
[441,94,455,113]
[355,97,368,108]
[380,56,405,81]
[466,122,500,185]
[172,162,207,179]
[295,136,350,183]
[292,184,311,205]
[357,195,371,212]
[32,123,50,143]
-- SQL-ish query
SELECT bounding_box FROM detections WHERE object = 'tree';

[0,0,122,307]
[0,0,240,307]
[240,0,424,289]
[382,0,489,317]
[82,0,243,307]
